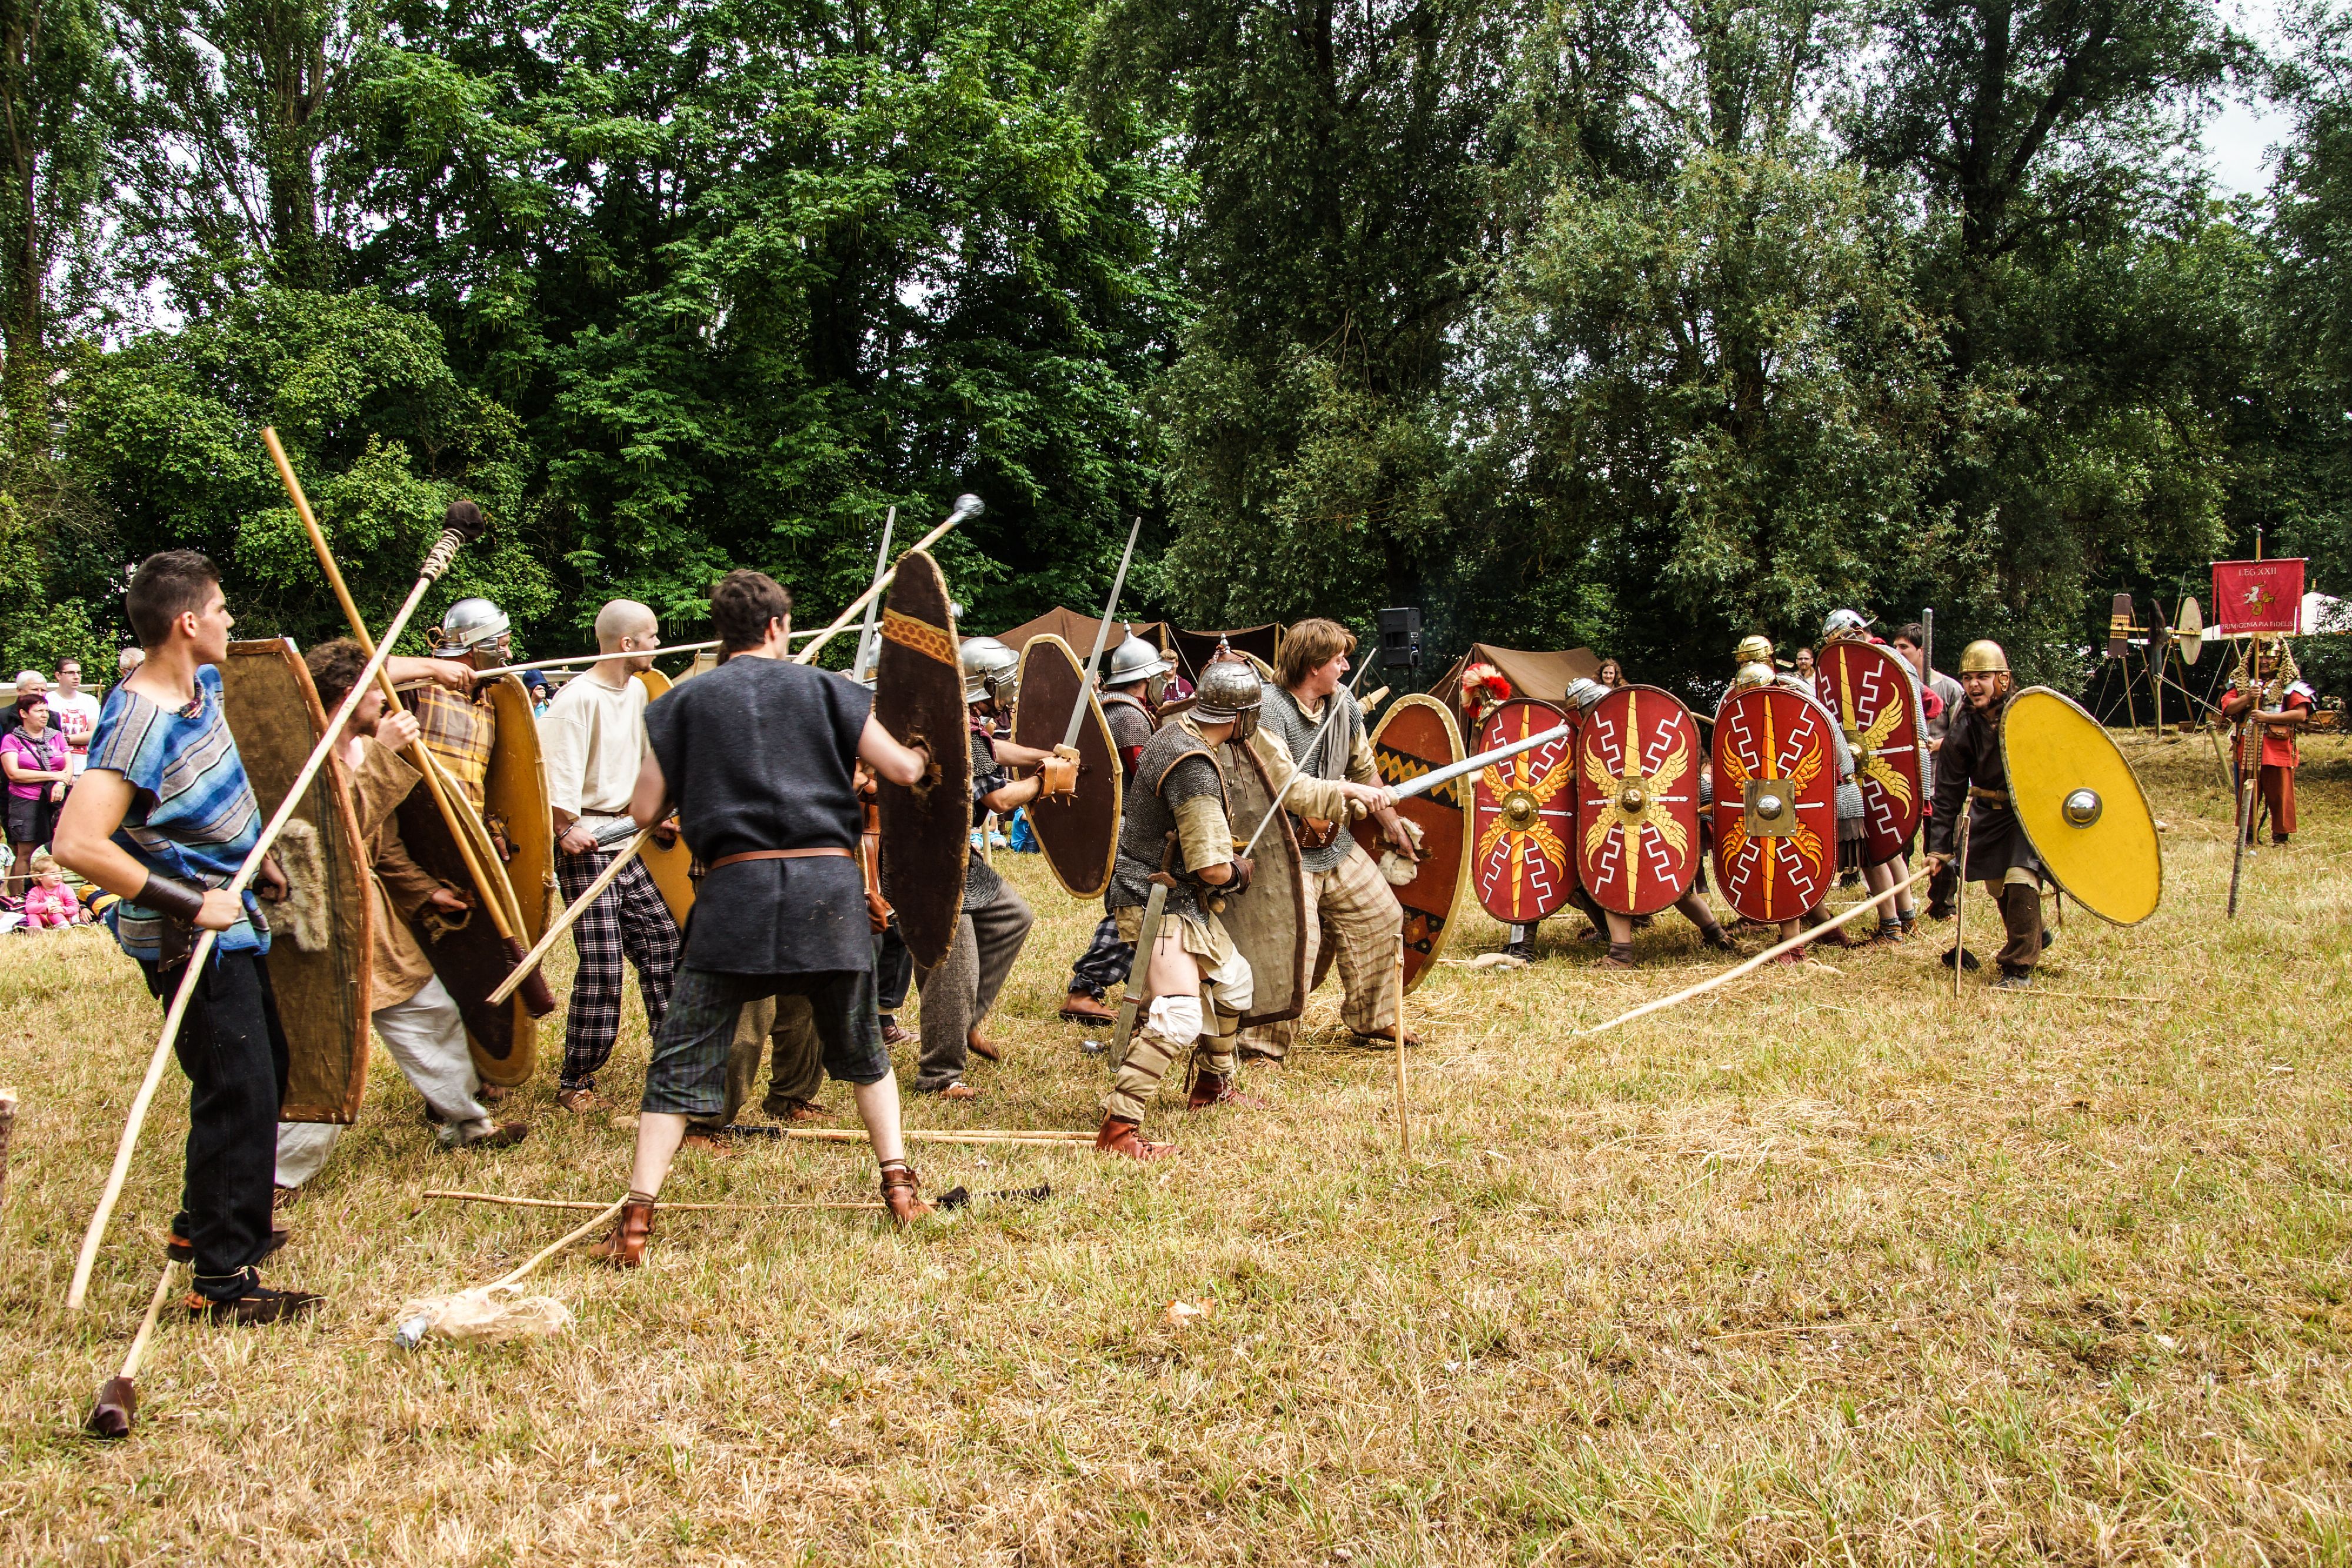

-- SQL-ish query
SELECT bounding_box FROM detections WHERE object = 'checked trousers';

[556,846,682,1092]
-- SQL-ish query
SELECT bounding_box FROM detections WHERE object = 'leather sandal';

[590,1199,655,1267]
[937,1081,981,1100]
[1349,1028,1424,1049]
[182,1285,323,1326]
[1095,1116,1176,1160]
[879,1163,932,1223]
[679,1132,736,1156]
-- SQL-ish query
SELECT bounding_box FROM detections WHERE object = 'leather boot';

[590,1199,654,1268]
[1185,1060,1264,1110]
[879,1163,932,1224]
[1095,1116,1176,1160]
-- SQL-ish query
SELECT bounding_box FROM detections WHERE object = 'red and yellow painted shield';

[1813,639,1925,864]
[1574,685,1703,917]
[1471,698,1576,924]
[1710,685,1836,923]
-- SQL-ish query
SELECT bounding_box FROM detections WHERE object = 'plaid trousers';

[556,846,682,1090]
[1236,837,1400,1059]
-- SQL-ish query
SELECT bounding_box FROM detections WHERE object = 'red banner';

[2212,559,2306,635]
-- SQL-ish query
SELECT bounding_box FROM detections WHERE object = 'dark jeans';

[139,949,288,1301]
[876,919,913,1017]
[1068,912,1133,999]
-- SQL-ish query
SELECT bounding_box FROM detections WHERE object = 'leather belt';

[1968,786,2010,805]
[708,848,855,869]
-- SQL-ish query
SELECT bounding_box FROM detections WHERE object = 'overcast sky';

[2207,0,2296,195]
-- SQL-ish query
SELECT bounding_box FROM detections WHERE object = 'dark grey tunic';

[642,657,873,975]
[962,727,1007,913]
[1925,690,2040,881]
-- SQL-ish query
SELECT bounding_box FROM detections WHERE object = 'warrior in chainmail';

[1236,619,1426,1057]
[1062,633,1175,1027]
[1924,640,2047,989]
[1095,658,1393,1159]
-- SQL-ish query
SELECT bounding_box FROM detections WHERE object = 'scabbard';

[1107,882,1169,1076]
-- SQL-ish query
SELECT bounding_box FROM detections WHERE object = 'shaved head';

[595,600,658,652]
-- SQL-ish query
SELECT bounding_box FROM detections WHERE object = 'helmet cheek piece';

[1226,705,1260,742]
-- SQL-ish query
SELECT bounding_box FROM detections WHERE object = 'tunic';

[1100,691,1154,779]
[1257,683,1379,875]
[1925,690,2040,882]
[962,727,1008,912]
[642,657,873,975]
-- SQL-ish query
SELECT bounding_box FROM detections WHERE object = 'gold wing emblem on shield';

[1856,702,1914,812]
[1476,746,1570,875]
[1580,735,1692,860]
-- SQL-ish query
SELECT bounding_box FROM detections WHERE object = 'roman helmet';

[1958,639,2008,675]
[431,597,509,658]
[959,635,1020,708]
[1192,658,1265,740]
[1734,634,1774,668]
[1106,633,1174,695]
[1732,660,1777,691]
[1563,676,1607,710]
[1821,608,1869,641]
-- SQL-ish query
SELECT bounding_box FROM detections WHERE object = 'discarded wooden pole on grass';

[1579,867,1934,1037]
[422,1189,881,1214]
[1393,937,1410,1159]
[0,1087,15,1215]
[784,1127,1090,1150]
[86,1262,177,1438]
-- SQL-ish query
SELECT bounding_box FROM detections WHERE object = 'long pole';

[1392,936,1409,1158]
[1951,810,1972,1000]
[1063,515,1143,752]
[1579,866,1933,1036]
[853,508,897,683]
[67,520,477,1310]
[86,1261,178,1437]
[485,496,983,1006]
[263,429,521,946]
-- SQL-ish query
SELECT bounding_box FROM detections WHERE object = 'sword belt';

[708,848,856,869]
[1967,786,2009,805]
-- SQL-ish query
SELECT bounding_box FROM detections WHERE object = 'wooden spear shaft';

[1393,936,1410,1159]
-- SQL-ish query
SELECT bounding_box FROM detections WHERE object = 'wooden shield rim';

[224,639,373,1123]
[1223,736,1309,1027]
[1574,684,1702,917]
[1710,685,1838,923]
[633,668,696,928]
[1354,693,1469,992]
[1470,698,1574,925]
[875,549,972,970]
[2000,685,2163,927]
[1010,633,1120,899]
[482,673,556,941]
[1814,640,1926,865]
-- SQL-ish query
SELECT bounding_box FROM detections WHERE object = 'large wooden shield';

[221,640,372,1123]
[1471,699,1576,924]
[633,668,696,927]
[1352,694,1469,992]
[395,745,542,1088]
[1220,738,1309,1026]
[1813,640,1925,863]
[1574,685,1702,917]
[482,674,555,940]
[2002,687,2162,925]
[1711,685,1837,923]
[875,549,973,969]
[1008,633,1120,899]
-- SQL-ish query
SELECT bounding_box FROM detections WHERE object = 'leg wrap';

[1103,995,1204,1123]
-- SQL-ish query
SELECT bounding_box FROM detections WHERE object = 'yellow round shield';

[2000,687,2161,926]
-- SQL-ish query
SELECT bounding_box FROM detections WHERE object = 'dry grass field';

[3,732,2350,1564]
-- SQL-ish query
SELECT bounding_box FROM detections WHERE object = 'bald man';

[538,600,682,1110]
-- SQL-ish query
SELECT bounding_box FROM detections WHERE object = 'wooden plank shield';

[395,735,543,1089]
[1009,633,1120,899]
[221,640,372,1123]
[1711,685,1837,924]
[1574,685,1702,917]
[1351,693,1469,993]
[1470,698,1576,924]
[875,548,973,970]
[1813,639,1926,864]
[633,668,696,928]
[482,674,556,941]
[1220,738,1309,1026]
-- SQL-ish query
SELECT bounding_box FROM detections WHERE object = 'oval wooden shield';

[2001,686,2161,925]
[875,549,973,969]
[221,640,373,1123]
[1009,633,1120,899]
[1813,639,1925,863]
[1574,685,1702,917]
[1471,699,1576,924]
[633,668,696,928]
[483,674,556,940]
[394,716,543,1087]
[1351,694,1469,992]
[1710,685,1837,924]
[1219,736,1309,1026]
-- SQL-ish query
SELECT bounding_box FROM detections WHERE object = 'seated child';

[22,849,90,929]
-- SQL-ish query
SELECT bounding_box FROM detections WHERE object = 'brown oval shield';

[222,640,373,1122]
[875,548,974,970]
[1574,685,1703,917]
[1812,639,1926,864]
[1219,736,1309,1026]
[1710,684,1837,923]
[1350,693,1469,993]
[1009,632,1120,898]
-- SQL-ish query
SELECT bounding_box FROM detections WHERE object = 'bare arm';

[992,738,1053,769]
[858,715,927,787]
[629,749,670,831]
[981,774,1043,814]
[54,769,248,929]
[387,656,476,693]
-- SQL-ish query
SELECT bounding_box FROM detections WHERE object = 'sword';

[853,507,897,682]
[1389,722,1572,807]
[1107,882,1169,1074]
[1064,515,1142,752]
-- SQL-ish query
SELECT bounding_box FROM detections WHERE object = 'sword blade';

[1389,722,1572,805]
[853,507,896,681]
[1063,515,1143,753]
